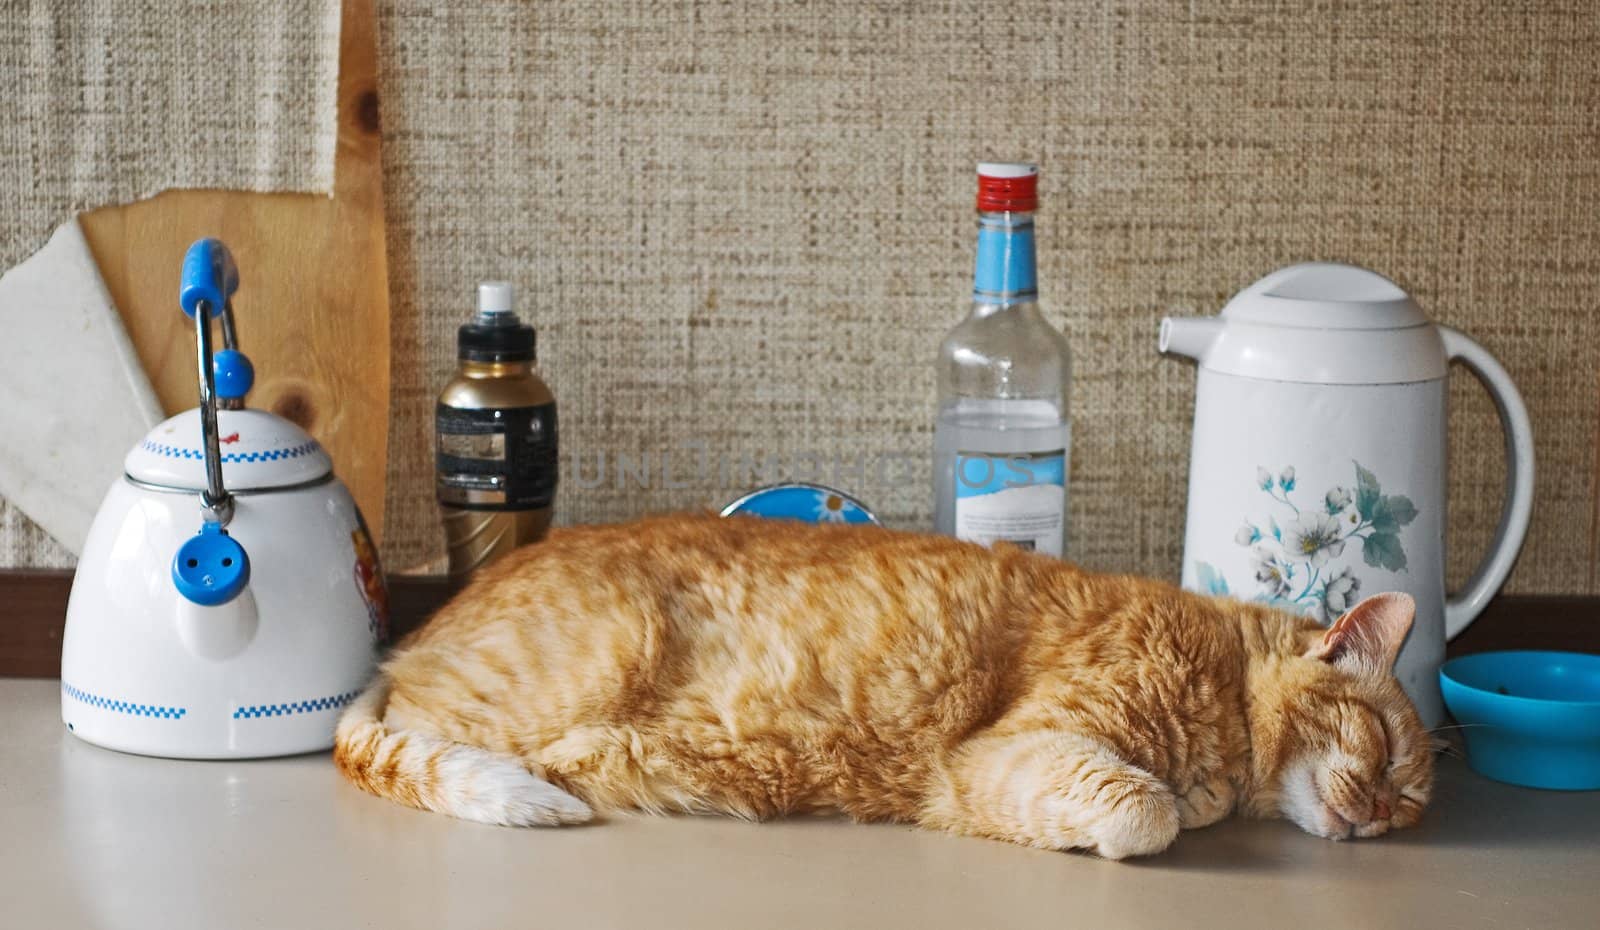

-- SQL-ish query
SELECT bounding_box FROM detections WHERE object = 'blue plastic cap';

[179,238,240,319]
[172,522,250,606]
[213,349,255,400]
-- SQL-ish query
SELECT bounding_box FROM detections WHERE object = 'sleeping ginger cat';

[336,514,1432,858]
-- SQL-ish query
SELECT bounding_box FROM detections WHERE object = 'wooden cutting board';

[78,0,391,543]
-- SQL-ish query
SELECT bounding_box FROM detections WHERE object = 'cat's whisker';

[1426,723,1494,734]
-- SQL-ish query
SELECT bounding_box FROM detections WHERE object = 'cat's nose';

[1372,797,1392,821]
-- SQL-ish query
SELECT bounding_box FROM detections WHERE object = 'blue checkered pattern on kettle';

[233,689,363,720]
[62,682,187,719]
[140,439,321,463]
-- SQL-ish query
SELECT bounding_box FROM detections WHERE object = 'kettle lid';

[1221,262,1427,330]
[126,408,332,491]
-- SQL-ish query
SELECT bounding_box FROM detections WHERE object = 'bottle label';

[953,449,1065,556]
[973,222,1037,301]
[436,402,558,511]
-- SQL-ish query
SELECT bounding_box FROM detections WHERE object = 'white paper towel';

[0,220,164,555]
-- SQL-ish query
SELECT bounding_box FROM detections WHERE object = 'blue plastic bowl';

[1439,651,1600,790]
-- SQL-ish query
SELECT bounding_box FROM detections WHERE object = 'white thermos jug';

[1160,262,1534,726]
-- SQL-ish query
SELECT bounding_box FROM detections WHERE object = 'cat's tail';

[333,674,594,827]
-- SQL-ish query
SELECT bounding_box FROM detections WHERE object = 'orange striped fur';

[335,514,1432,858]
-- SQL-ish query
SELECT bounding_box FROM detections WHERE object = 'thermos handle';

[1439,326,1535,639]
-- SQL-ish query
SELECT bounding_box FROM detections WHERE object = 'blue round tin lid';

[719,483,879,525]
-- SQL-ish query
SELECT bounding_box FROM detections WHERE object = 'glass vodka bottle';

[933,163,1073,556]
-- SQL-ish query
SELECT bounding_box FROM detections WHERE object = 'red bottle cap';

[976,163,1039,213]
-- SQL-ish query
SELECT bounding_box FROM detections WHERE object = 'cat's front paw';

[1087,774,1180,860]
[1176,776,1236,830]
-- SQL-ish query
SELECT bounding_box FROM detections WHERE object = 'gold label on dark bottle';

[436,402,558,510]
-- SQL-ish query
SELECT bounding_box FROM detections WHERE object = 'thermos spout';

[1158,317,1222,363]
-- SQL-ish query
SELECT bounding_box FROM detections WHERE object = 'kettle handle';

[1440,326,1535,639]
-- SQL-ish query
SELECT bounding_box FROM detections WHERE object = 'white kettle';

[61,239,387,759]
[1160,262,1534,726]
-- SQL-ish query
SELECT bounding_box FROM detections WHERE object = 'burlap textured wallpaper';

[0,0,342,567]
[377,1,1599,591]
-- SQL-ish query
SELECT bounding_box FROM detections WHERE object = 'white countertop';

[3,677,1597,930]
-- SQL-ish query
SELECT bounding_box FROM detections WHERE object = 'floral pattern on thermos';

[1193,461,1418,623]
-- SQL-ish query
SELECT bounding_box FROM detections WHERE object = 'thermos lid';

[1220,263,1428,330]
[126,408,332,492]
[1160,262,1449,385]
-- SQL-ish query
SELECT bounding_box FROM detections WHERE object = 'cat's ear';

[1310,592,1415,674]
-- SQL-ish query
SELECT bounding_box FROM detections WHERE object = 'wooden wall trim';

[2,569,1593,678]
